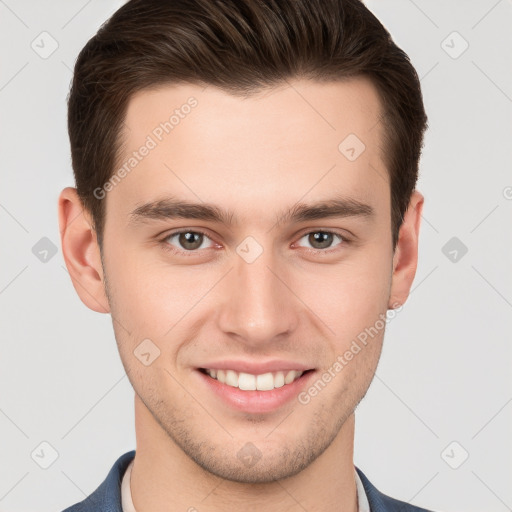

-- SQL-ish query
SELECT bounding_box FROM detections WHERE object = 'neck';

[130,394,358,512]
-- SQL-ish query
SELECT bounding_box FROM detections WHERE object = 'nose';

[216,246,300,348]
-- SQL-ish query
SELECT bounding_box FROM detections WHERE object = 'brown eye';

[178,232,203,250]
[164,230,213,252]
[297,231,344,251]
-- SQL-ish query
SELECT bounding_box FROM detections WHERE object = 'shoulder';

[355,466,440,512]
[61,450,135,512]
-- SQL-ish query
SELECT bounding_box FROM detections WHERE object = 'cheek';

[294,249,392,339]
[105,253,218,365]
[105,250,181,328]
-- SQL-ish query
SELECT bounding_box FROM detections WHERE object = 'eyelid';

[294,227,351,241]
[292,229,350,253]
[159,227,351,255]
[159,228,218,254]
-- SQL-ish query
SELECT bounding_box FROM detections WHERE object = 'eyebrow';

[128,195,375,228]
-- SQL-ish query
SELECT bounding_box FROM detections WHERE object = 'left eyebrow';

[127,195,375,228]
[275,197,375,228]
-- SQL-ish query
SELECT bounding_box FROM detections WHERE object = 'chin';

[196,450,313,484]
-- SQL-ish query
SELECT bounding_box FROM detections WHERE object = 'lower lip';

[196,370,315,414]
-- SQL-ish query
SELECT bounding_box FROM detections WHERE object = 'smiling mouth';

[199,368,313,391]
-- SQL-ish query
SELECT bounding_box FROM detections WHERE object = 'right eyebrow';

[128,198,236,226]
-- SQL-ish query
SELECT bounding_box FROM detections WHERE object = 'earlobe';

[58,187,110,314]
[388,190,424,309]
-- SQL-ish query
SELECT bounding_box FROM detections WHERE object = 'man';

[58,0,436,510]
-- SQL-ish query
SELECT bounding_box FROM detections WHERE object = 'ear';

[58,187,110,313]
[388,190,424,309]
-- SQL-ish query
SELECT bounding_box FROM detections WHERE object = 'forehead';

[110,77,388,227]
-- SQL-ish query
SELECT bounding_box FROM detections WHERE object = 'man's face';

[100,78,395,482]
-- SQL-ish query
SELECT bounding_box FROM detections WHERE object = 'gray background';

[1,1,511,511]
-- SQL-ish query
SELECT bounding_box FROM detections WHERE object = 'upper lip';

[197,360,314,374]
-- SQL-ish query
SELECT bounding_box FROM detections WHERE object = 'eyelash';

[158,229,350,257]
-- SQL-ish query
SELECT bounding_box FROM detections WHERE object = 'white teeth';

[274,371,285,388]
[225,369,238,387]
[256,372,274,391]
[238,372,256,390]
[284,370,296,385]
[204,368,304,391]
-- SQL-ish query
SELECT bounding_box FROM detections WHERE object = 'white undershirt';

[121,458,370,512]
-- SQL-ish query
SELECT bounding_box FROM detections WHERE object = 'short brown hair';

[68,0,428,250]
